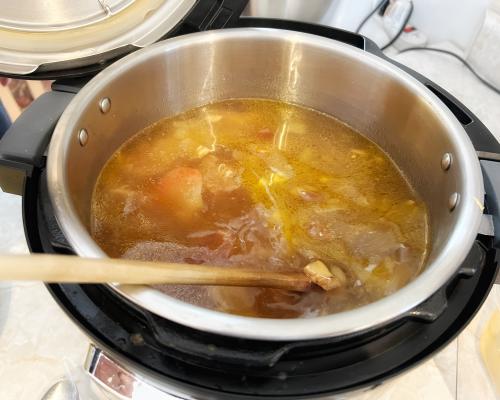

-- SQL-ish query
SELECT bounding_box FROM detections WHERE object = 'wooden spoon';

[0,254,313,291]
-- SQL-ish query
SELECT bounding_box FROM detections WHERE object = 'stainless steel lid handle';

[84,344,189,400]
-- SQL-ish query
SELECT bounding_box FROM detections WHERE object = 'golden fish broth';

[91,99,429,318]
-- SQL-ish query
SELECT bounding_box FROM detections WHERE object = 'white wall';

[409,0,490,51]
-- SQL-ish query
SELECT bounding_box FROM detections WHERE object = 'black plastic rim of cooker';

[1,17,500,399]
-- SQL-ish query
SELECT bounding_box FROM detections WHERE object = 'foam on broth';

[91,99,429,318]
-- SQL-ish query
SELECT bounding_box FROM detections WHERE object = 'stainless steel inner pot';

[47,28,484,340]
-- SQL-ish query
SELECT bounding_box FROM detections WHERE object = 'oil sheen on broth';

[91,99,429,318]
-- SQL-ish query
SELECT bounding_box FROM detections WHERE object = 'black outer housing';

[0,17,499,398]
[25,172,499,398]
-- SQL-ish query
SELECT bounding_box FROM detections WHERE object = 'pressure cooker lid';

[0,0,136,31]
[0,0,199,77]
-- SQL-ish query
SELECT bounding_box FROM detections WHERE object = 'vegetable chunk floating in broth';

[91,99,429,318]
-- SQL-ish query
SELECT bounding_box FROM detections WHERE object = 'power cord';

[381,1,414,50]
[399,47,500,95]
[355,0,414,51]
[355,0,387,33]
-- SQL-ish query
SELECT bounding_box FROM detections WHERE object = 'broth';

[91,99,429,318]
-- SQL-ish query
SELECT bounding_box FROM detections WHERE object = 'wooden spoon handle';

[0,254,312,291]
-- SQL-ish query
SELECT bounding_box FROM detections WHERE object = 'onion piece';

[304,260,346,291]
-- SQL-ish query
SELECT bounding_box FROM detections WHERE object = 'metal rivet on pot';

[78,128,88,147]
[448,192,460,211]
[99,97,111,114]
[441,153,452,171]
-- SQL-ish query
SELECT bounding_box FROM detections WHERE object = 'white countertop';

[0,47,499,400]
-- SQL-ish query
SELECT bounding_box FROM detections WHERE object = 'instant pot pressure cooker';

[1,2,500,398]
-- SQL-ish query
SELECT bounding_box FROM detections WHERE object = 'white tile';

[434,339,458,398]
[0,282,90,399]
[457,286,500,400]
[344,358,455,400]
[0,189,28,254]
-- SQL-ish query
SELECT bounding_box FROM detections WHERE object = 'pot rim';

[47,28,484,341]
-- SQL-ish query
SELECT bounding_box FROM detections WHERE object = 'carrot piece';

[156,167,203,221]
